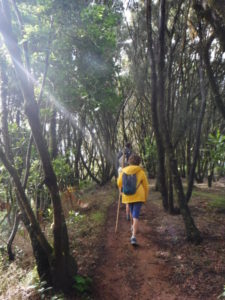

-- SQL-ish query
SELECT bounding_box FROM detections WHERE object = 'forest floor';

[0,179,225,300]
[90,179,225,300]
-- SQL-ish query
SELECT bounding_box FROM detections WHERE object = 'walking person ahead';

[117,153,149,245]
[117,142,133,221]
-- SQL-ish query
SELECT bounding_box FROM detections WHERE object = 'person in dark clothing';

[117,143,132,170]
[117,143,133,221]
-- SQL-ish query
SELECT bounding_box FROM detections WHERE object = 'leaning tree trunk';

[0,1,77,292]
[0,147,53,279]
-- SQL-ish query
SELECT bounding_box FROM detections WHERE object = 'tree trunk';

[203,36,225,120]
[0,146,53,276]
[0,2,77,292]
[49,107,58,160]
[73,112,85,187]
[166,154,175,214]
[146,0,168,211]
[146,0,201,243]
[186,50,207,202]
[7,212,21,260]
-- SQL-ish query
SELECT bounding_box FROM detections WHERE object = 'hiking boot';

[130,236,137,245]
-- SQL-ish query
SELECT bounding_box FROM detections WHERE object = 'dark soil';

[90,180,225,300]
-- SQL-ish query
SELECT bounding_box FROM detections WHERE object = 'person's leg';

[126,203,130,221]
[130,202,142,244]
[132,217,138,236]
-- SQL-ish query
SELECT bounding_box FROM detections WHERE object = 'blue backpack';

[122,173,140,195]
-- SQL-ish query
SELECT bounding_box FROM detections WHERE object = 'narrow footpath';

[92,192,191,300]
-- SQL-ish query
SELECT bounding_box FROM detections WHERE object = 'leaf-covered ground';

[0,179,225,299]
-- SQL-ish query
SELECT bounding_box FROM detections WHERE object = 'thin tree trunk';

[7,212,21,260]
[146,0,168,211]
[74,112,85,187]
[50,107,58,159]
[186,48,207,202]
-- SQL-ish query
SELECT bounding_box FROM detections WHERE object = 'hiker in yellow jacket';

[117,153,149,245]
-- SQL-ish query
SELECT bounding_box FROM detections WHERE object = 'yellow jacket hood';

[122,165,142,175]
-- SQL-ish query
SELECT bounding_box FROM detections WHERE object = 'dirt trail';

[92,193,189,300]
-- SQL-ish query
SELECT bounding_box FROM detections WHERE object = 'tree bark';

[147,0,201,243]
[49,107,58,160]
[73,111,85,187]
[146,0,168,211]
[186,43,207,202]
[0,1,77,292]
[203,36,225,120]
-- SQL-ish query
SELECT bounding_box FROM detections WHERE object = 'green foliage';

[47,207,53,223]
[28,159,42,184]
[51,1,122,113]
[79,179,95,190]
[0,246,8,268]
[67,211,85,225]
[144,137,157,177]
[218,285,225,299]
[80,5,119,52]
[144,138,157,161]
[52,156,74,189]
[77,4,122,111]
[207,130,225,173]
[0,165,10,185]
[74,274,92,294]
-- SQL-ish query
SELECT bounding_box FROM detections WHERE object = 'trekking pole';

[115,190,121,233]
[115,147,125,233]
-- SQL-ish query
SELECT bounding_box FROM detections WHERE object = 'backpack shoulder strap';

[136,170,142,190]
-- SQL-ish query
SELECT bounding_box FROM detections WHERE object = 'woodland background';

[0,0,224,299]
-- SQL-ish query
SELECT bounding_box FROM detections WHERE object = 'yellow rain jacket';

[117,165,149,204]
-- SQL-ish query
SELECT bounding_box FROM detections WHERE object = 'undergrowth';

[192,190,225,210]
[0,183,118,299]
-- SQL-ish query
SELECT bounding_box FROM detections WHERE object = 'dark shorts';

[129,202,142,219]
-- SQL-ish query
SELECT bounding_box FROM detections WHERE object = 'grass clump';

[192,190,215,199]
[209,197,225,210]
[74,274,92,295]
[192,190,225,211]
[90,211,105,225]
